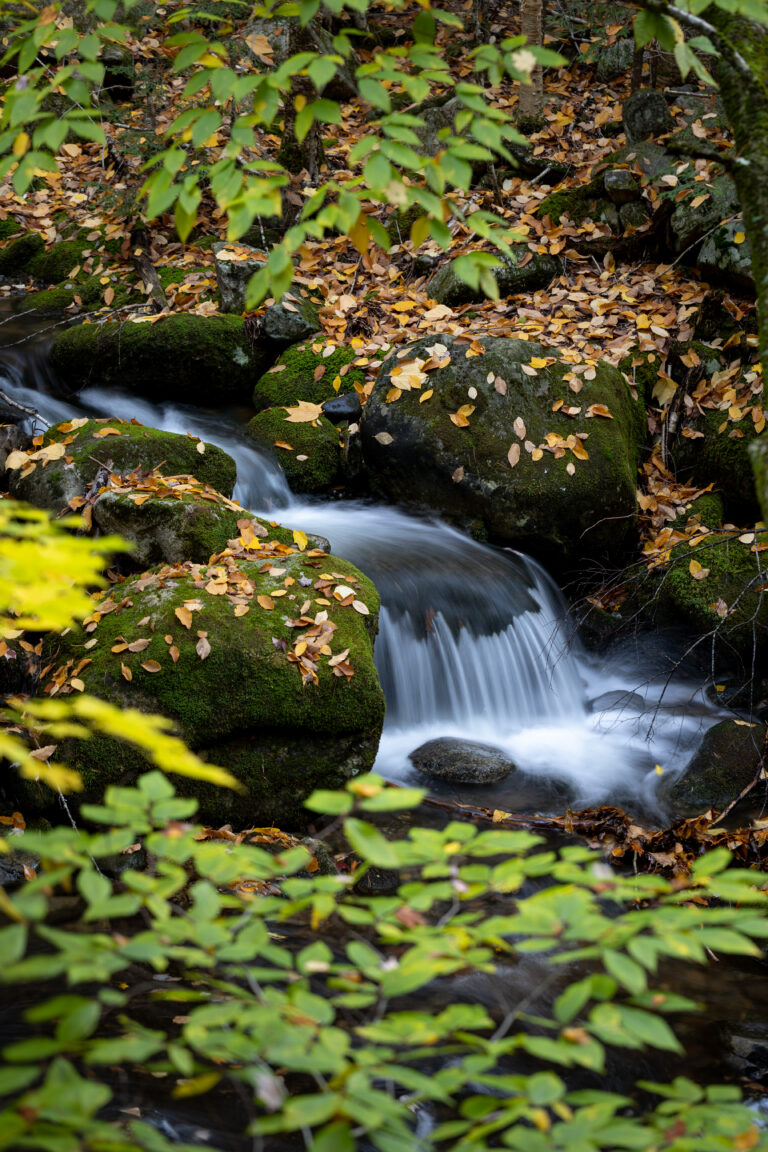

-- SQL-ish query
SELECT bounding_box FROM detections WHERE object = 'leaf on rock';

[508,443,520,468]
[257,595,275,610]
[175,606,193,629]
[283,401,325,424]
[196,636,211,660]
[586,404,613,419]
[141,660,162,673]
[513,417,526,440]
[121,663,132,681]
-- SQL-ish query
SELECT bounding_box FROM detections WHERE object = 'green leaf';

[344,818,401,869]
[602,949,647,996]
[304,790,353,815]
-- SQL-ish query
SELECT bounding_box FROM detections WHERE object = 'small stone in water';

[409,737,516,784]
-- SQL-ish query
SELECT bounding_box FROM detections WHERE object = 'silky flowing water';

[2,309,768,1143]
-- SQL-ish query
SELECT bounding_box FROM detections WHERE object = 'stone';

[659,719,766,816]
[603,168,640,205]
[50,315,272,405]
[322,392,363,425]
[619,201,652,230]
[261,295,320,346]
[253,341,369,412]
[670,173,741,255]
[361,334,646,570]
[427,247,560,307]
[698,219,755,294]
[622,90,674,144]
[409,737,516,784]
[0,232,45,277]
[213,241,265,313]
[246,409,341,494]
[7,418,237,515]
[595,38,635,83]
[34,547,385,827]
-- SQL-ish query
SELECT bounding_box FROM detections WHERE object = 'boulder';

[669,173,740,255]
[7,418,237,515]
[659,719,766,816]
[622,90,674,143]
[595,38,635,83]
[0,231,44,277]
[50,315,273,405]
[253,341,367,412]
[698,219,754,294]
[361,334,646,568]
[603,168,640,205]
[213,241,265,313]
[322,392,363,425]
[262,295,321,346]
[409,737,516,784]
[246,409,341,494]
[36,541,385,826]
[426,247,560,307]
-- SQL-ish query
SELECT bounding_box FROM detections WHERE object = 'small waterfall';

[0,347,726,811]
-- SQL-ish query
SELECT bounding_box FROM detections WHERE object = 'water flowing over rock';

[361,333,646,569]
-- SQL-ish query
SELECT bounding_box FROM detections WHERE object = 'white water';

[2,365,727,813]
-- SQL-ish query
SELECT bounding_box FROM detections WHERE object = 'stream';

[0,313,732,818]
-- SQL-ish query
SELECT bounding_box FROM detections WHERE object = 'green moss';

[0,218,21,241]
[673,404,764,516]
[28,239,89,284]
[39,552,384,825]
[0,232,45,276]
[80,275,135,309]
[157,264,213,287]
[535,178,604,225]
[50,315,272,404]
[24,287,76,311]
[253,342,367,411]
[246,409,341,493]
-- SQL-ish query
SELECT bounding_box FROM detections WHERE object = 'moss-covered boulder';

[246,408,341,494]
[38,542,385,825]
[0,231,45,277]
[659,719,766,816]
[698,219,754,294]
[361,334,646,568]
[253,341,366,411]
[7,418,237,514]
[24,287,76,312]
[50,315,275,404]
[426,247,561,307]
[27,238,88,285]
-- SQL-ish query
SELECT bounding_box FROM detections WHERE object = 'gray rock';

[262,295,320,345]
[322,392,363,425]
[604,168,640,205]
[669,173,741,254]
[427,247,560,307]
[622,90,674,144]
[595,39,635,83]
[698,219,754,294]
[214,241,265,314]
[619,200,652,230]
[409,737,516,784]
[659,719,766,816]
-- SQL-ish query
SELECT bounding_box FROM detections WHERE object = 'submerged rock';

[361,333,646,569]
[409,737,516,784]
[659,719,766,816]
[36,543,385,826]
[50,315,271,405]
[7,418,236,515]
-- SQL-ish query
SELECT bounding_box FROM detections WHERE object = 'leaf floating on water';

[257,595,275,611]
[141,660,162,673]
[374,432,394,446]
[507,443,520,469]
[452,465,464,483]
[513,417,526,440]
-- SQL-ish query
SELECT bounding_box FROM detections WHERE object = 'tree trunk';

[708,14,768,387]
[277,22,325,180]
[518,0,544,128]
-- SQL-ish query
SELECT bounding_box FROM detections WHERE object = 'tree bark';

[518,0,544,126]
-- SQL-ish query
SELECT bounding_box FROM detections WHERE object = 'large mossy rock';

[361,334,646,568]
[253,341,366,411]
[7,418,237,514]
[622,90,674,143]
[659,719,766,816]
[697,219,754,294]
[50,315,273,404]
[246,409,341,494]
[38,542,385,826]
[426,248,560,307]
[0,231,45,277]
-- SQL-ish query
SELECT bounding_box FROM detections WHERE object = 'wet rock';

[322,392,363,425]
[659,719,766,816]
[35,551,385,827]
[603,168,640,205]
[50,315,271,405]
[0,424,31,477]
[213,241,265,313]
[246,409,341,494]
[622,90,674,143]
[427,247,560,307]
[409,737,516,784]
[361,333,646,570]
[698,219,754,294]
[8,418,237,515]
[588,690,645,713]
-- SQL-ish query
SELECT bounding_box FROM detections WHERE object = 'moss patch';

[24,287,76,312]
[28,239,89,285]
[0,232,45,276]
[246,409,341,494]
[253,341,366,411]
